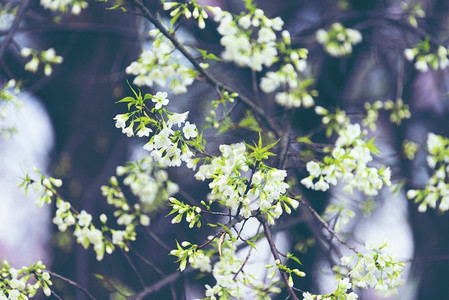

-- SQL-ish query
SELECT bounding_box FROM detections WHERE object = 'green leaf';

[247,133,279,161]
[287,253,303,266]
[170,10,182,26]
[297,136,312,144]
[116,96,135,103]
[217,223,233,237]
[239,110,260,132]
[126,80,138,98]
[195,48,223,61]
[366,137,380,156]
[246,239,257,250]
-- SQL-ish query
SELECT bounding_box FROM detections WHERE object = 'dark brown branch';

[47,271,97,300]
[143,227,171,251]
[261,218,299,300]
[297,196,359,255]
[51,290,64,300]
[232,240,254,280]
[131,268,196,300]
[131,248,166,277]
[121,248,146,288]
[0,0,30,59]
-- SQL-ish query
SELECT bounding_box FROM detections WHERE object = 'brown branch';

[251,69,261,106]
[0,0,30,59]
[198,213,248,249]
[47,271,97,300]
[261,218,299,300]
[131,248,166,278]
[131,268,196,300]
[143,227,171,251]
[279,135,291,170]
[51,290,64,300]
[232,245,254,280]
[120,248,146,288]
[297,196,359,255]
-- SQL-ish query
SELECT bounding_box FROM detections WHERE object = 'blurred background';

[1,0,449,299]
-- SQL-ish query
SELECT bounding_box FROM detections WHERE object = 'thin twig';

[261,218,299,300]
[143,227,171,251]
[198,213,248,249]
[51,290,64,300]
[170,283,178,300]
[216,101,239,123]
[0,0,30,59]
[131,248,166,277]
[279,135,291,170]
[233,245,254,280]
[251,69,261,106]
[131,268,195,300]
[396,56,404,100]
[297,197,359,254]
[47,271,97,300]
[121,248,146,288]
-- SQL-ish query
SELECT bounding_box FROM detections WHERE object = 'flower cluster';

[142,111,198,168]
[401,1,425,28]
[126,32,197,94]
[21,169,150,261]
[195,143,248,210]
[39,0,88,14]
[316,23,362,57]
[0,80,22,138]
[260,56,316,108]
[114,89,200,168]
[362,98,411,129]
[404,39,449,72]
[163,1,209,29]
[407,132,449,212]
[403,139,419,160]
[301,123,392,196]
[0,3,16,31]
[170,241,212,273]
[0,260,52,299]
[211,5,284,71]
[168,197,202,228]
[197,237,281,300]
[197,236,290,299]
[266,258,305,288]
[204,90,238,129]
[207,242,245,298]
[21,47,63,76]
[20,169,109,260]
[195,141,297,224]
[323,200,356,233]
[337,241,404,294]
[100,175,154,251]
[314,106,349,137]
[302,278,358,300]
[116,157,179,211]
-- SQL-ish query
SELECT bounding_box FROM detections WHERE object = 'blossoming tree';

[0,0,448,299]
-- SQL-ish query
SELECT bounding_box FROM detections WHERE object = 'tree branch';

[261,218,299,300]
[131,268,195,300]
[0,0,30,59]
[297,196,359,255]
[47,271,97,300]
